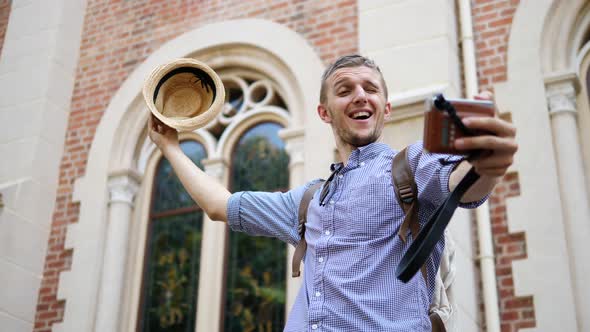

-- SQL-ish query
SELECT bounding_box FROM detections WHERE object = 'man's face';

[318,66,391,148]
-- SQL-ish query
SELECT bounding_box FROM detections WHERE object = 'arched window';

[134,64,292,331]
[137,140,207,332]
[224,122,289,332]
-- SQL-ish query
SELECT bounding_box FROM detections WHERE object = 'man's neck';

[337,142,376,166]
[337,148,353,167]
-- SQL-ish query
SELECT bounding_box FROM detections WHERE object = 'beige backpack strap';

[292,181,324,277]
[392,147,419,243]
[392,147,427,283]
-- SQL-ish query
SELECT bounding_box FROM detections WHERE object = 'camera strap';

[396,94,482,283]
[395,166,479,282]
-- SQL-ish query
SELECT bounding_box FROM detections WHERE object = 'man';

[148,54,517,331]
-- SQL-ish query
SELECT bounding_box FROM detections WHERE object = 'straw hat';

[143,58,225,132]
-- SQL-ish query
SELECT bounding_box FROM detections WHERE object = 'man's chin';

[349,136,378,147]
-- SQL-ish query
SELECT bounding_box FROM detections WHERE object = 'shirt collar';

[330,142,390,172]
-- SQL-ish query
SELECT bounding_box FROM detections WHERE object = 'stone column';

[95,171,140,332]
[546,73,590,331]
[279,127,306,312]
[195,157,228,332]
[0,1,86,329]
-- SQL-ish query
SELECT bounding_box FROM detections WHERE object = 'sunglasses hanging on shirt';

[319,164,342,206]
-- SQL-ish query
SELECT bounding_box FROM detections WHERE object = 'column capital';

[202,157,228,181]
[545,72,580,116]
[107,169,141,205]
[279,127,305,169]
[278,127,305,141]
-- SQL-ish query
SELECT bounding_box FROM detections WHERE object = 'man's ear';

[317,104,332,124]
[384,101,392,120]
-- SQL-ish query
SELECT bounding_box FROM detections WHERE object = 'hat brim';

[143,58,225,132]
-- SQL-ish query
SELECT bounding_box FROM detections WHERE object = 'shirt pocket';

[341,183,398,239]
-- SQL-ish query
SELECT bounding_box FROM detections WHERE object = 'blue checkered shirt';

[227,142,483,331]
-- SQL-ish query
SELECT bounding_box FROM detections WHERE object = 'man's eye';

[338,90,349,95]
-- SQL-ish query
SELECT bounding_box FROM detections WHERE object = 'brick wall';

[473,0,517,92]
[471,0,536,331]
[0,0,11,58]
[490,173,535,331]
[32,0,357,331]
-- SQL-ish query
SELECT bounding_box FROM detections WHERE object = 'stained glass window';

[224,122,290,332]
[138,141,206,332]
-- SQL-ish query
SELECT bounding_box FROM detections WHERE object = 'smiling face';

[318,65,391,153]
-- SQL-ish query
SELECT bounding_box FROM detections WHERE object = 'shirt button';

[360,161,365,167]
[311,324,318,330]
[315,291,321,297]
[318,257,324,262]
[324,230,330,235]
[329,200,335,205]
[338,174,343,179]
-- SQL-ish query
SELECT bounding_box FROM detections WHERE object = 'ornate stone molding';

[107,170,141,205]
[202,157,228,181]
[545,72,580,116]
[279,127,305,169]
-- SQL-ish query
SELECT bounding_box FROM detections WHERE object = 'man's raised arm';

[148,114,231,222]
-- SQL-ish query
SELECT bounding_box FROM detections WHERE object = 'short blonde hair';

[319,54,388,104]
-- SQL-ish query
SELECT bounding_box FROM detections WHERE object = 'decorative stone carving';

[107,171,141,206]
[545,73,579,116]
[208,71,288,129]
[202,158,228,181]
[279,127,305,169]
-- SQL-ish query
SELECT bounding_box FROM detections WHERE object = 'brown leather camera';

[423,96,495,154]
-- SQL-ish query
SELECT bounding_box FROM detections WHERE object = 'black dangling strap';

[434,94,486,161]
[396,93,485,283]
[396,167,479,282]
[433,94,476,136]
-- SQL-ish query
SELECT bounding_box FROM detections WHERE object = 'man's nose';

[352,86,367,103]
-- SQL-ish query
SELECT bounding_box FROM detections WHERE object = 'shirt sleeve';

[406,141,488,211]
[226,179,323,246]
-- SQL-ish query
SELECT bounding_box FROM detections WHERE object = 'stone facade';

[0,0,589,331]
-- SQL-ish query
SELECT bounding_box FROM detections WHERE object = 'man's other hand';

[453,91,518,178]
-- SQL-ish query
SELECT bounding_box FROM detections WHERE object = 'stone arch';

[56,19,324,332]
[489,1,590,331]
[541,0,590,75]
[217,107,291,162]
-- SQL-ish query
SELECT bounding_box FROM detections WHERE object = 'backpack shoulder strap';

[392,147,428,282]
[292,180,324,277]
[392,147,420,243]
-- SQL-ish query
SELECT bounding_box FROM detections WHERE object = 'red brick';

[502,310,519,321]
[36,304,49,312]
[506,297,533,309]
[34,321,47,329]
[500,277,514,287]
[38,311,58,320]
[495,266,511,276]
[522,309,535,319]
[489,17,514,28]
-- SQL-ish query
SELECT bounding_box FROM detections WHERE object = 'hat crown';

[144,59,225,132]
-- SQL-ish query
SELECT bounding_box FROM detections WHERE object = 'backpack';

[291,147,456,332]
